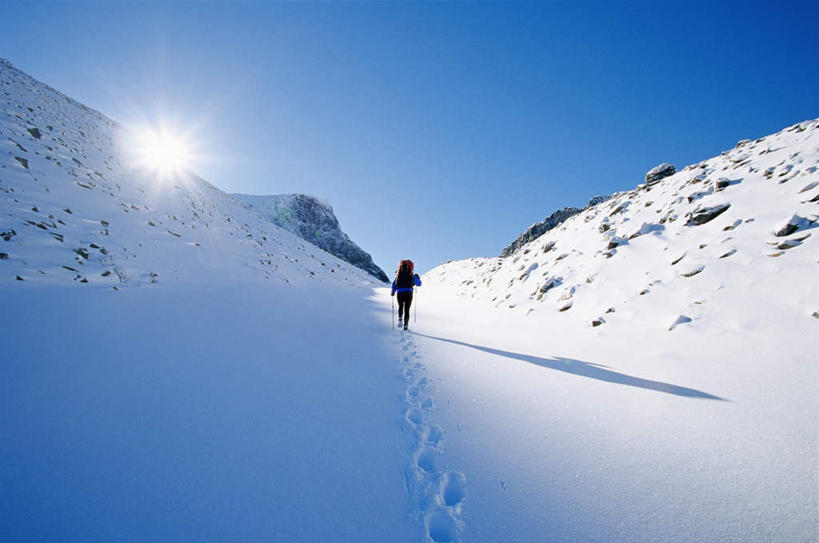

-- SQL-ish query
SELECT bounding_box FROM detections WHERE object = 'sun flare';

[129,126,194,178]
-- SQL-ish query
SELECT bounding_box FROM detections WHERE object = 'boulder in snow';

[607,236,627,250]
[680,264,705,278]
[645,163,676,185]
[537,276,561,297]
[686,203,731,226]
[775,214,813,237]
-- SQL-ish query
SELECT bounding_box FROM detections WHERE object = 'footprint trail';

[396,332,466,542]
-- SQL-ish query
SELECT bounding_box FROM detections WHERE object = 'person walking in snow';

[391,259,421,330]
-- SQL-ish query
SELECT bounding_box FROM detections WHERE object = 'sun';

[128,125,194,178]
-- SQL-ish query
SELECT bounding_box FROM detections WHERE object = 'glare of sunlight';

[127,125,195,178]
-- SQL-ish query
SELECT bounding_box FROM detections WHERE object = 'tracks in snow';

[396,332,466,543]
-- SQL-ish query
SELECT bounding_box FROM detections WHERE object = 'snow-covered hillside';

[404,119,818,541]
[426,119,819,330]
[0,58,378,289]
[0,58,422,542]
[233,192,388,282]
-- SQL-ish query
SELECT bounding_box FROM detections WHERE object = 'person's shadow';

[412,333,727,401]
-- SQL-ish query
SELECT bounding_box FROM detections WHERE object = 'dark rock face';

[645,163,676,185]
[775,214,811,237]
[233,193,388,282]
[686,203,731,226]
[500,195,613,257]
[501,207,580,258]
[607,236,627,250]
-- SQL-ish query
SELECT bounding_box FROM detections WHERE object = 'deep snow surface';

[1,284,418,542]
[382,288,817,541]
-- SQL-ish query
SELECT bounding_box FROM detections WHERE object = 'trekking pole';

[414,290,418,324]
[391,295,395,330]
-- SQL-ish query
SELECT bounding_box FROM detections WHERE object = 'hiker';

[391,259,421,330]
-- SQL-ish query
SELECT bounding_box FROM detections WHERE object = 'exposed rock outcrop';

[775,214,812,237]
[645,163,676,185]
[686,203,731,226]
[233,193,388,282]
[500,194,613,257]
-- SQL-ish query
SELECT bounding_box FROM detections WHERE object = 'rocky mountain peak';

[233,193,388,282]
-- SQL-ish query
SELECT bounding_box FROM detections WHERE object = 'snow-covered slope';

[499,194,614,257]
[233,192,388,282]
[0,58,378,289]
[396,118,818,542]
[426,119,819,330]
[0,58,420,542]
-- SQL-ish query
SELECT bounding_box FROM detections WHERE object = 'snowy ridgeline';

[232,193,389,282]
[0,58,379,289]
[425,119,819,331]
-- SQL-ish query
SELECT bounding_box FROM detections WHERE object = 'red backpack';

[395,260,415,288]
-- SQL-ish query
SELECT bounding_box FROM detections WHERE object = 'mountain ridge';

[500,194,616,257]
[232,192,388,282]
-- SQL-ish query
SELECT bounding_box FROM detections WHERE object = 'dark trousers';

[397,292,413,324]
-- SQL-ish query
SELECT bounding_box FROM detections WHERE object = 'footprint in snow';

[426,509,459,543]
[415,447,436,473]
[424,425,444,447]
[441,472,466,507]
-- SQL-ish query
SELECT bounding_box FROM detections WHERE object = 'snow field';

[1,284,418,542]
[380,286,817,542]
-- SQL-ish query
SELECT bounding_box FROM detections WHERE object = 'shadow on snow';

[412,332,727,401]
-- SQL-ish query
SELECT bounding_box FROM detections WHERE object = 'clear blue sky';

[2,1,817,274]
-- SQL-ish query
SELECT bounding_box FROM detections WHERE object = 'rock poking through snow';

[233,193,389,282]
[500,195,614,257]
[680,265,705,278]
[775,214,812,237]
[687,203,731,226]
[645,163,676,185]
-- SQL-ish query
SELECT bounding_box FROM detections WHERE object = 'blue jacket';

[392,274,421,295]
